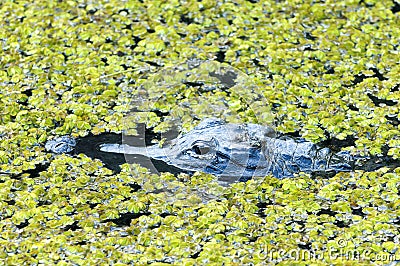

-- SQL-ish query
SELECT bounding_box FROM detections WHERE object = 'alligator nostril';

[54,142,66,149]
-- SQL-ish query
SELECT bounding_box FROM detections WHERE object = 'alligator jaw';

[99,143,169,161]
[99,143,144,154]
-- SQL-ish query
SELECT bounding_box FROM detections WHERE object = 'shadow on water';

[74,133,125,173]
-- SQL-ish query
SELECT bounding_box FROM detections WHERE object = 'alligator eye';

[186,139,217,158]
[192,144,210,155]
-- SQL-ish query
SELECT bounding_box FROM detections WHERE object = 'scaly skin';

[263,136,353,179]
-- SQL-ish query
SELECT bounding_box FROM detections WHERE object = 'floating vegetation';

[0,0,399,264]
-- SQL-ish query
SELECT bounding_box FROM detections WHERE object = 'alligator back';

[263,136,353,178]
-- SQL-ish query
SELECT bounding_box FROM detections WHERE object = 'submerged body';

[98,119,355,181]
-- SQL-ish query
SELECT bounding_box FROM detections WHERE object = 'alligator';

[92,118,358,181]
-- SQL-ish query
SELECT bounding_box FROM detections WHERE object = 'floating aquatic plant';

[0,0,399,264]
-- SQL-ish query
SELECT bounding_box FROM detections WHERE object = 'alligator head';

[100,118,276,182]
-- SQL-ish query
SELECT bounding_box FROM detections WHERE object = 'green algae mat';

[1,0,400,264]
